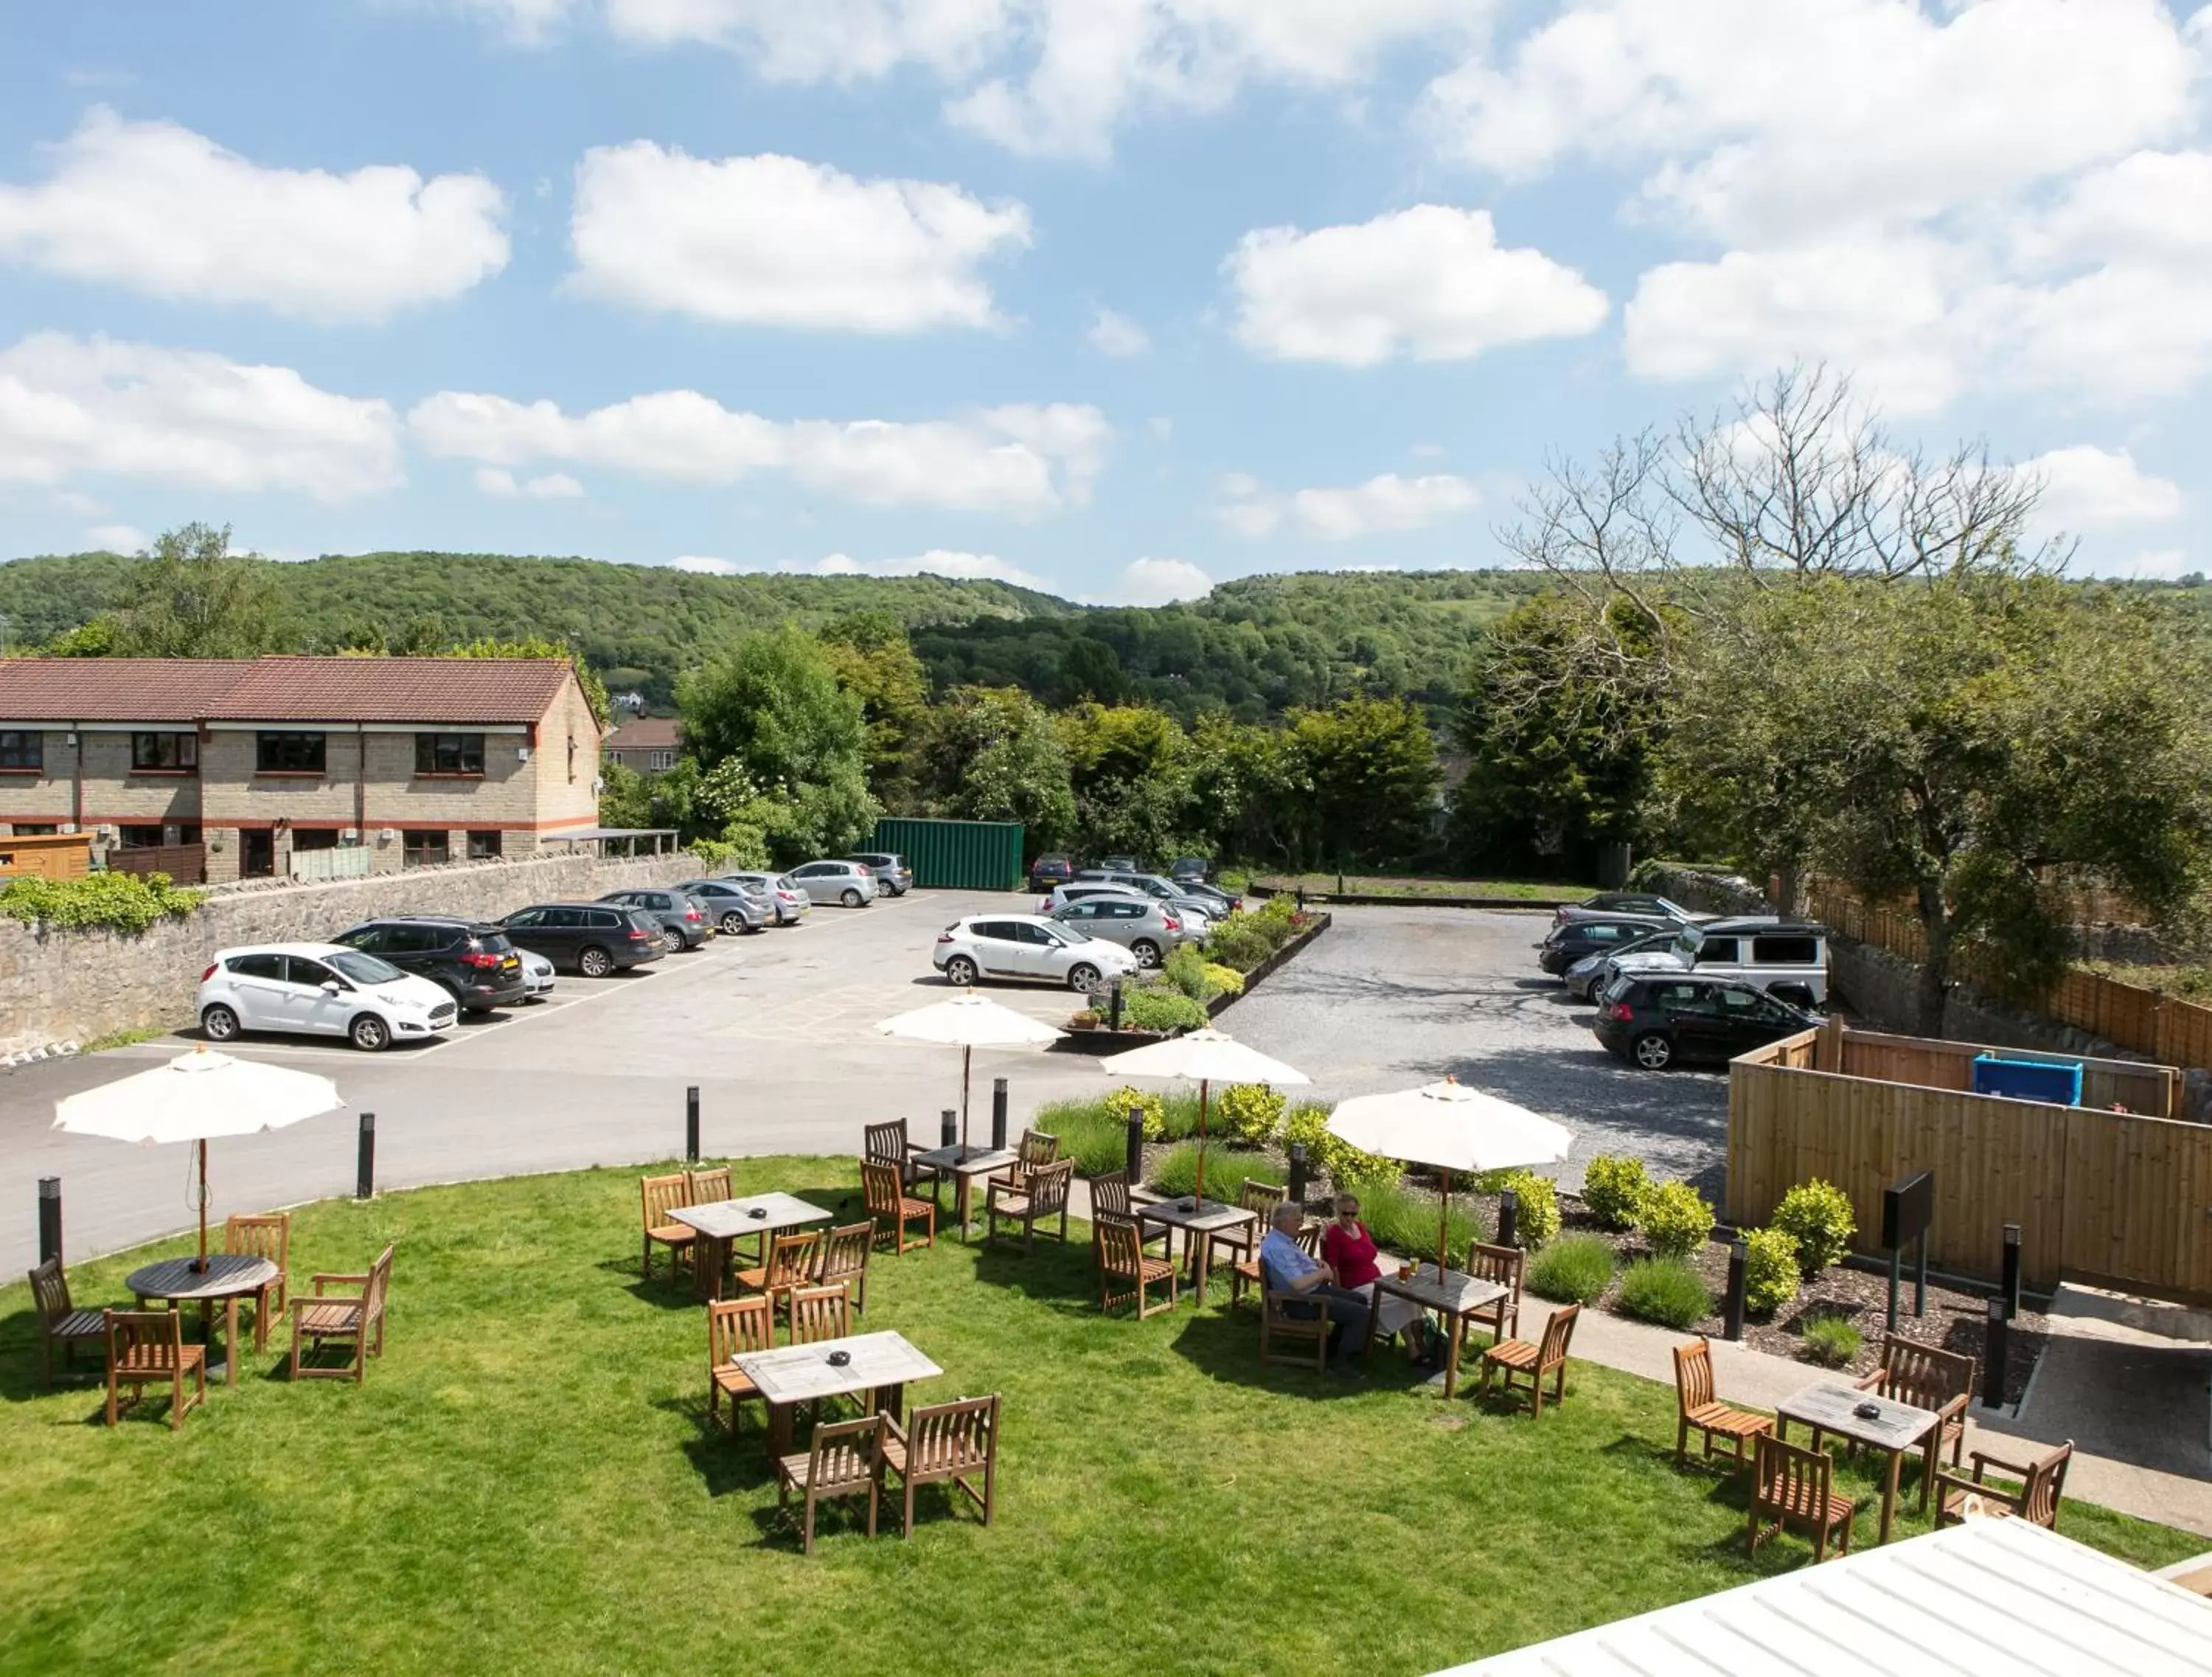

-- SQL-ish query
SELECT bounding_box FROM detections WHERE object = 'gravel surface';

[1225,904,1732,1197]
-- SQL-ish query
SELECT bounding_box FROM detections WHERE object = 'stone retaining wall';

[0,850,708,1054]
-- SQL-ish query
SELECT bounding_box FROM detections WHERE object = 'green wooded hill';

[0,549,1545,721]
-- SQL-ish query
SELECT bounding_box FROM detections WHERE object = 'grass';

[1356,1179,1485,1265]
[1798,1313,1864,1369]
[1149,1142,1274,1200]
[2079,961,2212,1002]
[1527,1235,1617,1305]
[1615,1258,1713,1330]
[1256,874,1594,902]
[0,1160,2197,1675]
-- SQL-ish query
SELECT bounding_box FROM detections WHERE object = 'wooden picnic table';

[1775,1378,1942,1544]
[911,1144,1019,1240]
[669,1192,835,1300]
[735,1329,944,1454]
[126,1254,279,1387]
[1371,1262,1508,1399]
[1137,1198,1259,1300]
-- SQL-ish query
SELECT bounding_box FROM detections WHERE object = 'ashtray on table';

[1854,1401,1883,1420]
[826,1350,852,1368]
[747,1207,768,1219]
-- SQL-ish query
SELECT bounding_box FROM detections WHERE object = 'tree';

[1057,703,1194,864]
[1286,696,1441,871]
[1667,576,2212,1033]
[108,522,288,658]
[910,686,1076,852]
[820,612,928,807]
[447,633,610,727]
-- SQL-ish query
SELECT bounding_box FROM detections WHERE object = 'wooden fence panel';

[2059,1111,2212,1303]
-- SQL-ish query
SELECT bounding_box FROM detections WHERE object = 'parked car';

[933,914,1139,993]
[498,903,667,976]
[1564,926,1674,999]
[678,878,768,935]
[846,852,911,896]
[599,888,712,954]
[1074,869,1220,931]
[787,858,877,908]
[722,870,809,925]
[1537,914,1677,977]
[1047,895,1192,968]
[1551,892,1702,927]
[1606,916,1829,1009]
[330,917,527,1013]
[1175,879,1241,916]
[1168,856,1217,884]
[1096,855,1142,873]
[1028,853,1079,893]
[518,946,557,1001]
[1040,881,1211,939]
[198,943,456,1052]
[1593,974,1819,1070]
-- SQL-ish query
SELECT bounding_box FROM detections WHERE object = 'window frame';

[0,729,43,772]
[255,731,327,775]
[400,828,451,869]
[414,732,487,777]
[466,830,502,861]
[130,732,198,774]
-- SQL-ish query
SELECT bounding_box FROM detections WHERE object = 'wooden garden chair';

[1935,1440,2073,1530]
[775,1413,883,1555]
[1225,1178,1287,1306]
[223,1212,291,1353]
[1674,1336,1773,1470]
[1856,1333,1976,1501]
[881,1394,999,1538]
[787,1281,855,1428]
[863,1119,939,1203]
[1090,1171,1169,1261]
[734,1230,823,1320]
[1259,1279,1344,1372]
[984,1159,1073,1254]
[1097,1214,1178,1319]
[289,1244,394,1384]
[862,1161,935,1255]
[103,1309,206,1430]
[1747,1432,1857,1561]
[1009,1128,1060,1188]
[1480,1303,1579,1417]
[686,1165,732,1204]
[27,1258,107,1388]
[706,1295,773,1441]
[815,1222,874,1314]
[1466,1241,1526,1345]
[639,1173,697,1285]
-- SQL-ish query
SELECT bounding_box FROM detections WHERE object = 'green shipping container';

[869,817,1026,892]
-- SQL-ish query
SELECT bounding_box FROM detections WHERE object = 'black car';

[330,917,528,1013]
[1537,914,1676,976]
[1028,853,1078,892]
[1552,891,1698,927]
[677,878,767,934]
[1592,975,1817,1070]
[1168,856,1216,884]
[498,902,666,976]
[599,888,713,953]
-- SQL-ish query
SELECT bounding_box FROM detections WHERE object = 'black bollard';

[1124,1110,1144,1181]
[1107,980,1124,1034]
[940,1108,957,1150]
[1287,1142,1309,1205]
[2000,1223,2023,1319]
[1982,1296,2009,1409]
[37,1177,61,1266]
[991,1077,1009,1151]
[1723,1237,1748,1341]
[1295,886,1305,912]
[1497,1186,1520,1249]
[355,1112,376,1201]
[685,1085,700,1163]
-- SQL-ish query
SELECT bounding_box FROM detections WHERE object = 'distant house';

[611,690,648,713]
[0,656,604,883]
[606,716,682,777]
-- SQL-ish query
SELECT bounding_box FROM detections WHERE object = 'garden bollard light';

[991,1078,1009,1151]
[1497,1186,1520,1249]
[1108,980,1124,1034]
[356,1113,375,1201]
[685,1086,700,1163]
[1125,1111,1144,1181]
[1287,1142,1309,1205]
[1723,1237,1748,1341]
[940,1108,958,1151]
[2001,1223,2023,1319]
[1982,1296,2009,1409]
[37,1177,61,1267]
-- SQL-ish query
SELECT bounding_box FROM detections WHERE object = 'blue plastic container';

[1971,1053,2083,1107]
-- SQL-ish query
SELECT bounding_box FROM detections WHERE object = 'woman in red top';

[1320,1194,1433,1361]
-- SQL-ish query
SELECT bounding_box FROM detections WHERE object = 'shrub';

[1359,1179,1481,1263]
[1799,1313,1863,1368]
[1161,944,1216,1002]
[1496,1170,1561,1249]
[1216,1082,1287,1147]
[1201,962,1245,998]
[1102,1086,1167,1141]
[1772,1179,1857,1274]
[0,870,204,934]
[1636,1180,1717,1260]
[1150,1142,1270,1201]
[1579,1155,1649,1230]
[1742,1226,1802,1317]
[1036,1102,1130,1176]
[1277,1102,1391,1192]
[1203,913,1281,973]
[1616,1258,1712,1330]
[1527,1235,1615,1303]
[1119,985,1208,1033]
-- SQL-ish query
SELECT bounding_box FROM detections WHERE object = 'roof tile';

[0,656,577,725]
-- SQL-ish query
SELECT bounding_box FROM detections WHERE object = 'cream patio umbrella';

[1098,1029,1309,1208]
[877,990,1065,1158]
[53,1044,346,1272]
[1325,1077,1573,1278]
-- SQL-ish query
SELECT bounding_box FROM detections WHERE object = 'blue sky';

[1,1,2206,603]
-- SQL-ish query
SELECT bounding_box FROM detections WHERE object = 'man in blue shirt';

[1259,1201,1369,1367]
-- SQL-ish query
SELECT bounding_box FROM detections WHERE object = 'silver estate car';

[1048,895,1197,968]
[786,858,877,908]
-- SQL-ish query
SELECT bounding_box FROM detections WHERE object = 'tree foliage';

[105,523,288,659]
[909,686,1077,850]
[1286,696,1441,870]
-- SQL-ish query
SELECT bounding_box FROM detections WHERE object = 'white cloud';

[2109,548,2191,580]
[1220,470,1478,539]
[603,0,1020,80]
[409,389,1109,516]
[474,465,519,497]
[1088,306,1150,356]
[0,108,508,322]
[785,549,1052,589]
[1227,205,1608,366]
[669,554,739,574]
[85,524,146,553]
[1111,556,1213,605]
[476,465,587,500]
[0,333,404,502]
[2021,446,2183,533]
[566,144,1029,331]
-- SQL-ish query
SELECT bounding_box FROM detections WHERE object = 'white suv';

[198,943,459,1052]
[933,914,1141,993]
[1606,917,1829,1010]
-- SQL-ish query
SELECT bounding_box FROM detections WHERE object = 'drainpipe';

[355,726,368,842]
[71,721,83,835]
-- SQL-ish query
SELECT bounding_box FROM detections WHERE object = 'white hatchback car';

[198,942,459,1052]
[933,914,1141,993]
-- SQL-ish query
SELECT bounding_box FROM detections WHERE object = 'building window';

[131,732,198,772]
[119,823,201,848]
[401,829,450,869]
[0,730,42,771]
[467,830,503,860]
[291,827,340,853]
[256,732,326,774]
[648,750,677,771]
[414,732,486,776]
[12,823,58,836]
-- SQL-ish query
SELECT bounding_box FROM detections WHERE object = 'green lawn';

[1256,875,1593,903]
[1,1159,2194,1676]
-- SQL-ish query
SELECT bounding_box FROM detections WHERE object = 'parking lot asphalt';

[0,896,1729,1270]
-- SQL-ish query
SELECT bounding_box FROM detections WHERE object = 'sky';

[1,0,2207,605]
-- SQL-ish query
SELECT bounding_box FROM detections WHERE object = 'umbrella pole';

[196,1138,209,1274]
[1436,1166,1450,1280]
[961,1046,973,1158]
[1194,1079,1208,1208]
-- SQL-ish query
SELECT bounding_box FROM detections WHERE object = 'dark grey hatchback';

[498,903,666,976]
[330,917,528,1013]
[1592,974,1817,1071]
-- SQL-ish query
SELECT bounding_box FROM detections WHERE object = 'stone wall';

[0,849,707,1054]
